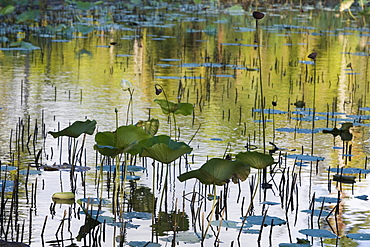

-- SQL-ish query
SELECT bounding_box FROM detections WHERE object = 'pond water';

[1,1,370,247]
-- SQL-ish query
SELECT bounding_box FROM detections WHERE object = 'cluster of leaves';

[178,151,275,186]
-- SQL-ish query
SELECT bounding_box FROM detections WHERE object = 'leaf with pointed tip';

[140,135,192,164]
[154,99,193,116]
[178,158,250,186]
[236,151,275,169]
[94,125,151,157]
[0,5,15,15]
[135,119,159,136]
[49,120,96,138]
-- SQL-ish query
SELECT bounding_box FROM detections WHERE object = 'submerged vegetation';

[1,0,370,246]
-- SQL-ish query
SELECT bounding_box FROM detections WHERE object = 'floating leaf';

[154,99,193,116]
[178,158,250,186]
[301,209,330,217]
[0,180,15,192]
[9,41,40,50]
[126,242,160,247]
[315,197,340,204]
[78,198,110,205]
[123,212,152,220]
[76,1,94,10]
[327,167,370,174]
[236,151,275,169]
[52,192,75,200]
[355,195,368,201]
[140,135,192,164]
[76,25,95,35]
[0,166,17,171]
[299,229,337,238]
[333,174,356,184]
[18,170,42,175]
[211,220,253,228]
[94,125,151,157]
[243,215,286,226]
[347,233,370,240]
[135,119,159,136]
[160,232,211,244]
[286,154,324,162]
[49,119,96,138]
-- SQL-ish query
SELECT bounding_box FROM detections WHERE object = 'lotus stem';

[155,84,174,139]
[202,183,217,241]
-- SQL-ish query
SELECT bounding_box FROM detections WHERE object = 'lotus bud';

[120,79,132,91]
[308,52,317,61]
[252,11,265,20]
[155,85,162,95]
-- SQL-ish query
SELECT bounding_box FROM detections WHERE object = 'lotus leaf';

[243,215,286,226]
[154,99,193,116]
[49,119,96,138]
[178,158,250,186]
[140,135,192,164]
[135,119,159,136]
[299,229,337,238]
[211,220,253,228]
[346,233,370,240]
[0,5,15,15]
[94,125,151,157]
[236,151,275,169]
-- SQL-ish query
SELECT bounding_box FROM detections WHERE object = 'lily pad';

[327,167,370,174]
[178,158,250,186]
[286,154,324,161]
[0,166,17,171]
[242,215,286,226]
[0,180,15,192]
[347,233,370,240]
[18,170,42,175]
[301,209,331,217]
[315,197,340,204]
[210,220,253,228]
[78,198,110,205]
[299,229,337,239]
[236,151,275,169]
[123,212,152,220]
[126,241,161,247]
[160,232,211,244]
[49,119,96,138]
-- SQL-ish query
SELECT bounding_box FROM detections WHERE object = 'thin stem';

[256,19,266,153]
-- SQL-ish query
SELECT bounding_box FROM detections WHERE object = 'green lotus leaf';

[140,135,192,164]
[9,41,40,50]
[135,119,159,136]
[94,125,151,157]
[49,119,97,138]
[236,151,275,169]
[178,158,250,186]
[154,99,193,116]
[0,5,15,16]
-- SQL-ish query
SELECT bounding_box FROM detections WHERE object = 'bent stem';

[155,84,174,139]
[126,88,134,125]
[238,170,261,238]
[202,184,217,242]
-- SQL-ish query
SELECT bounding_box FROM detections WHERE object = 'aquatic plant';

[154,84,194,140]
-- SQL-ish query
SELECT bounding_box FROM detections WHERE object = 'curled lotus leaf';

[135,119,159,136]
[154,99,193,116]
[49,119,96,138]
[236,151,275,169]
[178,158,250,186]
[94,125,151,157]
[140,135,192,164]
